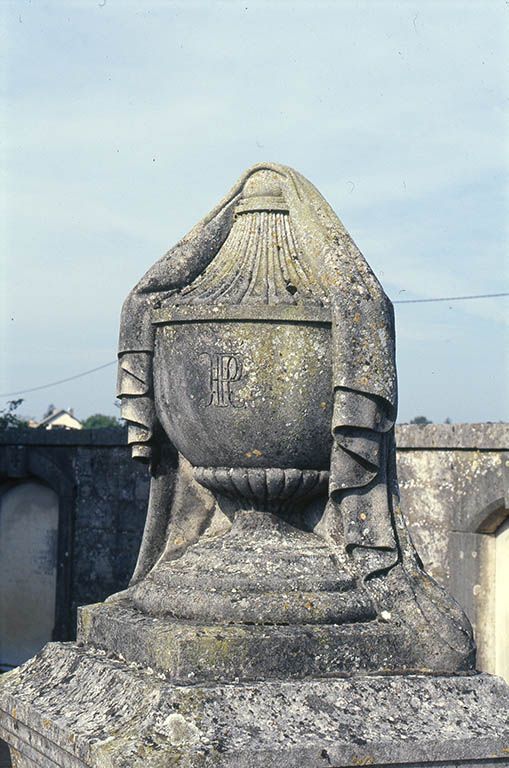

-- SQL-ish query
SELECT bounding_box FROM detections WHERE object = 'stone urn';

[129,172,374,626]
[152,308,333,491]
[154,172,336,520]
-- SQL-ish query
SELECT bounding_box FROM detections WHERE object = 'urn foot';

[129,500,376,625]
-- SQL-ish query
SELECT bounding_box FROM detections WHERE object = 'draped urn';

[128,170,373,626]
[118,163,474,671]
[0,162,496,768]
[152,171,334,515]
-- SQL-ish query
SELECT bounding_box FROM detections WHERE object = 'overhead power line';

[393,292,509,304]
[0,361,116,397]
[1,291,507,398]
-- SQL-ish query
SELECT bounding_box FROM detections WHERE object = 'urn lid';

[153,170,331,325]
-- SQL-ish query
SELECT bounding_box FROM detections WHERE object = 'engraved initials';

[200,352,244,408]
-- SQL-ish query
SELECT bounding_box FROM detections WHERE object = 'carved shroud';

[117,163,472,654]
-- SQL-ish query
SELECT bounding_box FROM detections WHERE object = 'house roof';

[38,409,82,427]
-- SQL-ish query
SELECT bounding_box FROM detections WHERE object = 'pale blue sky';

[1,0,508,423]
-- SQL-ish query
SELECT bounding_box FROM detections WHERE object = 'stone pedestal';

[1,639,508,768]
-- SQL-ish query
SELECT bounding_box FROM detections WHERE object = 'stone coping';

[0,427,127,447]
[396,422,508,450]
[0,423,507,450]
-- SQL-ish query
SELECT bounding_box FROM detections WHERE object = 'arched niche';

[494,515,509,679]
[0,480,59,669]
[0,445,76,644]
[448,498,508,681]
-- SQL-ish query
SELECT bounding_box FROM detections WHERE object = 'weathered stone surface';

[1,643,508,768]
[77,599,471,683]
[396,422,509,450]
[398,447,507,583]
[2,165,508,766]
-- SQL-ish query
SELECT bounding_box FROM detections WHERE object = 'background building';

[31,407,83,431]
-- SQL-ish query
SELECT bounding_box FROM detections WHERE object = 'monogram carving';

[200,352,244,408]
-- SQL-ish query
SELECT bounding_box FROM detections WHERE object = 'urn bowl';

[152,306,333,470]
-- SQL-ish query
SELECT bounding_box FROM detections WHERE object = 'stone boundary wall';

[395,422,508,674]
[0,428,147,640]
[396,422,507,451]
[0,427,128,447]
[395,423,508,581]
[0,424,507,642]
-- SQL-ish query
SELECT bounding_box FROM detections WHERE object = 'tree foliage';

[0,399,29,429]
[82,413,123,429]
[410,415,433,425]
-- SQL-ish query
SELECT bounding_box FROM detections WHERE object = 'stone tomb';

[1,163,508,767]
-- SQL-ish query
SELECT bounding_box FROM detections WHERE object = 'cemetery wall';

[0,424,507,661]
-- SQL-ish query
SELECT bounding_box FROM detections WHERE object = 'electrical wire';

[0,362,116,397]
[393,292,509,304]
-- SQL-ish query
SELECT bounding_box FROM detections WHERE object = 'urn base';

[128,505,377,626]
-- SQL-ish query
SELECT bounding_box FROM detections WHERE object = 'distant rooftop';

[34,408,83,431]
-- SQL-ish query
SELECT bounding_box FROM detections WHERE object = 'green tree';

[0,399,29,429]
[82,413,123,429]
[410,415,433,425]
